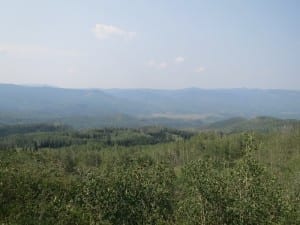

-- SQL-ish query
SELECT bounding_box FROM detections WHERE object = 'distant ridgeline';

[0,84,300,128]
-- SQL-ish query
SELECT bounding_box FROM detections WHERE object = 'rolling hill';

[1,84,300,128]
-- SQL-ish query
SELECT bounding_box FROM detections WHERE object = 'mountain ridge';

[1,84,300,128]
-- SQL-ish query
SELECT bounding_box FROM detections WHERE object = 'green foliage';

[80,157,175,225]
[0,126,193,151]
[0,168,89,225]
[0,126,299,225]
[205,116,300,133]
[177,135,289,225]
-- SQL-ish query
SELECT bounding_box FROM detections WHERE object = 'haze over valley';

[1,84,300,128]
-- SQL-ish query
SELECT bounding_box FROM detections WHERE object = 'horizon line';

[0,82,300,92]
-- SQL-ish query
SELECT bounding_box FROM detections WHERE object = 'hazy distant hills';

[106,88,300,117]
[1,84,300,128]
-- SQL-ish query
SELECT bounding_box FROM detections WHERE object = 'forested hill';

[1,84,300,127]
[204,116,300,132]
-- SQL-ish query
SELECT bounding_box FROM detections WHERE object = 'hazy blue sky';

[0,0,299,89]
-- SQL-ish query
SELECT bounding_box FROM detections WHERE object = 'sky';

[0,0,299,89]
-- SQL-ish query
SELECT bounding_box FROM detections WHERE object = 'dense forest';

[0,120,299,224]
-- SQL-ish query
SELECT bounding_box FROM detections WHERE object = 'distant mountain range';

[1,84,300,128]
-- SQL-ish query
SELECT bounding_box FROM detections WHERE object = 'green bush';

[176,136,289,225]
[80,156,175,225]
